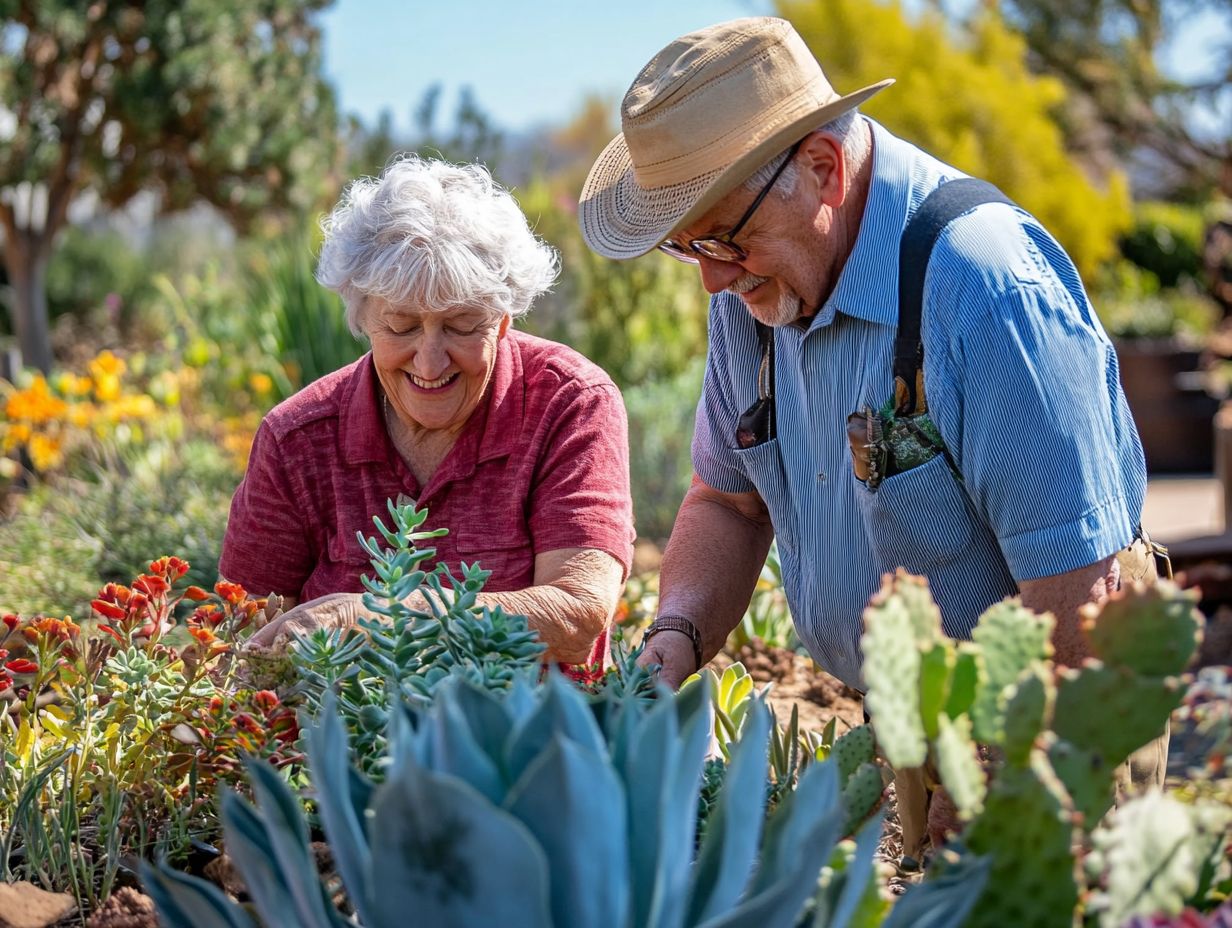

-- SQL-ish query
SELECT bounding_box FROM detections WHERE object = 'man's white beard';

[730,272,802,327]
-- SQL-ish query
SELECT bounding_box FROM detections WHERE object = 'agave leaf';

[220,790,343,928]
[696,759,845,928]
[879,852,991,928]
[505,672,607,782]
[626,684,712,928]
[367,762,552,927]
[687,700,772,925]
[504,738,631,928]
[445,678,517,771]
[305,699,375,926]
[430,688,506,802]
[142,860,257,928]
[825,814,884,928]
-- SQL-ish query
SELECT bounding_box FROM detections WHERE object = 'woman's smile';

[407,370,460,391]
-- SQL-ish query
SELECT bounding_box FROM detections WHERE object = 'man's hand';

[637,628,698,691]
[246,592,374,650]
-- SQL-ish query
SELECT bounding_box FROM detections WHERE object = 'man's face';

[664,136,846,327]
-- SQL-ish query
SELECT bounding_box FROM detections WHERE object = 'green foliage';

[289,501,547,773]
[43,226,153,327]
[517,178,710,390]
[859,571,1210,925]
[0,0,341,371]
[1121,202,1209,289]
[1092,259,1220,340]
[148,678,865,928]
[247,233,368,400]
[778,0,1131,280]
[622,358,703,542]
[0,439,237,616]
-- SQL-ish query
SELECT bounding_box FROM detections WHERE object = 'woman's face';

[365,297,510,435]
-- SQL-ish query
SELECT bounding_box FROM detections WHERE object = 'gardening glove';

[246,591,374,650]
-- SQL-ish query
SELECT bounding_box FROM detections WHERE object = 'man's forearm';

[657,476,775,664]
[1019,553,1119,667]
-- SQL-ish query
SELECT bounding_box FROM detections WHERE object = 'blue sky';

[320,0,1229,136]
[319,0,773,134]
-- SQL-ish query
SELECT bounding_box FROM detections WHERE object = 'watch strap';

[643,615,703,672]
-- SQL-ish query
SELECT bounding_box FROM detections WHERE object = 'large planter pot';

[1114,337,1219,474]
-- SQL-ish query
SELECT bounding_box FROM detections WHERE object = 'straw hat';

[579,17,893,259]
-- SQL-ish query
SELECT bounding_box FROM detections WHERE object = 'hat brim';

[579,79,894,260]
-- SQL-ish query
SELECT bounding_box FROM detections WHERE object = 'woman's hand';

[246,592,374,650]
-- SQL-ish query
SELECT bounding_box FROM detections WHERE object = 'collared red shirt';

[693,120,1146,690]
[220,329,635,668]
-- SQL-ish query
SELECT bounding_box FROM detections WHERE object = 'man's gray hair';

[317,155,559,337]
[741,109,865,197]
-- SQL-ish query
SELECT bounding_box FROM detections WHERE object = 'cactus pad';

[944,644,981,719]
[1046,734,1114,830]
[934,714,986,821]
[887,569,945,646]
[832,724,876,788]
[1081,581,1202,677]
[1052,662,1182,768]
[919,641,955,741]
[841,761,885,834]
[861,589,927,768]
[970,600,1055,744]
[963,751,1080,928]
[1086,792,1232,928]
[1002,666,1051,767]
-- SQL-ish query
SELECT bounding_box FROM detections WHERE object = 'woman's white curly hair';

[316,154,560,337]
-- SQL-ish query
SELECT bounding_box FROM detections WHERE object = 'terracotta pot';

[1114,337,1219,474]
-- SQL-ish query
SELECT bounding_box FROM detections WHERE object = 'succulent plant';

[859,571,1206,927]
[146,674,871,928]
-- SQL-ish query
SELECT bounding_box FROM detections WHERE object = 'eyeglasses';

[658,141,802,264]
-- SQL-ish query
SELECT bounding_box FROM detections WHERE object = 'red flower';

[2,614,18,631]
[183,586,210,602]
[5,658,38,675]
[189,605,224,628]
[252,690,280,711]
[214,581,247,605]
[149,556,190,579]
[133,574,169,597]
[91,599,127,621]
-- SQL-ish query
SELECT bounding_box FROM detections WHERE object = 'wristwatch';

[642,615,703,672]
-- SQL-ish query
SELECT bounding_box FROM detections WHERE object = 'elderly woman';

[220,156,634,665]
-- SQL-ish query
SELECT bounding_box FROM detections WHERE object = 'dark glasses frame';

[658,141,803,264]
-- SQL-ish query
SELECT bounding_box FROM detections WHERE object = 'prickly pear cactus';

[860,575,1205,928]
[933,714,985,820]
[860,573,931,768]
[1081,581,1202,677]
[1086,791,1232,928]
[969,600,1053,744]
[962,752,1081,928]
[841,761,885,834]
[832,724,876,786]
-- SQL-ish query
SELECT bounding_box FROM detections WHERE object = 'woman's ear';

[798,130,846,208]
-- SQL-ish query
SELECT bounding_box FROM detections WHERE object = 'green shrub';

[0,439,237,616]
[1120,201,1208,289]
[1093,259,1220,341]
[624,358,703,543]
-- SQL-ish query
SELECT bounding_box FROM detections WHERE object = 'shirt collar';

[814,119,918,330]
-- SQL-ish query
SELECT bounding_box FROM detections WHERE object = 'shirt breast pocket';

[452,529,535,591]
[852,454,976,573]
[733,438,798,564]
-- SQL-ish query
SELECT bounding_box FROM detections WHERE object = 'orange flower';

[214,581,247,605]
[183,586,210,602]
[133,574,169,597]
[252,690,281,711]
[91,599,127,621]
[149,556,190,580]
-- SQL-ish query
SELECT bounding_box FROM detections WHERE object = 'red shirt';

[219,330,634,667]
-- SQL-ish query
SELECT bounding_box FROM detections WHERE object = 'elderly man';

[579,17,1164,861]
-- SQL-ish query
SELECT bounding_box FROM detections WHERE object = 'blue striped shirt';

[692,120,1146,690]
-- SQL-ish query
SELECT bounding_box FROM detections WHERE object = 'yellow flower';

[89,350,126,380]
[248,372,274,395]
[104,394,157,420]
[93,374,121,403]
[4,376,67,424]
[28,434,63,472]
[52,373,93,397]
[66,404,95,429]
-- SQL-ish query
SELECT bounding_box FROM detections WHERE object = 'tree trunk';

[2,230,53,374]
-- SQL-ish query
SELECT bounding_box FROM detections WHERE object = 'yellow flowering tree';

[779,0,1132,279]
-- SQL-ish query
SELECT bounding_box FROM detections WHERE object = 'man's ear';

[798,130,846,208]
